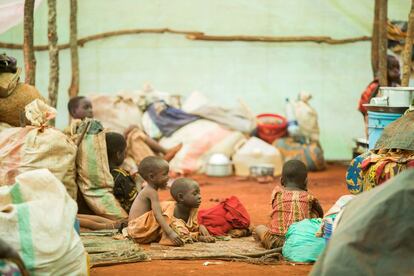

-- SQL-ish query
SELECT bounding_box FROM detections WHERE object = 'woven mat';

[81,231,281,266]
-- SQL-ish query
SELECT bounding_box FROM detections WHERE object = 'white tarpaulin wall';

[0,0,42,34]
[0,0,411,159]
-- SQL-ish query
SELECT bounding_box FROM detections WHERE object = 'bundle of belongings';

[282,195,354,263]
[198,196,251,236]
[311,169,414,275]
[72,118,128,220]
[91,87,247,175]
[0,53,44,128]
[0,169,89,275]
[273,92,326,171]
[346,110,414,194]
[0,99,78,199]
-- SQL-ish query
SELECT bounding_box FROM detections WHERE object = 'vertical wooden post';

[401,0,414,86]
[371,0,381,77]
[68,0,79,99]
[48,0,59,114]
[23,0,36,85]
[378,0,388,86]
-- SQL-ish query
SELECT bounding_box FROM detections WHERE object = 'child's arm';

[148,191,184,246]
[312,199,324,218]
[198,224,215,243]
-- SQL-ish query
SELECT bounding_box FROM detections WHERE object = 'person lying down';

[125,156,214,246]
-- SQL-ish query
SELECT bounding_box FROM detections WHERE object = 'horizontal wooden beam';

[0,28,371,51]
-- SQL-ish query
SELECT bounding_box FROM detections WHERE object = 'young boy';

[68,96,93,120]
[106,132,142,213]
[126,157,214,245]
[358,55,401,137]
[67,95,181,164]
[254,160,323,249]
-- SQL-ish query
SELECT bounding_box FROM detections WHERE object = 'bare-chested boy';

[127,157,214,245]
[127,156,183,246]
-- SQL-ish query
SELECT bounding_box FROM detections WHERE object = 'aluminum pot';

[206,153,232,177]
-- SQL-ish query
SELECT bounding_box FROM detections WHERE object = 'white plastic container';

[379,87,414,107]
[232,137,283,177]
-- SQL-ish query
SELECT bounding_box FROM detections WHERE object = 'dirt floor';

[91,163,348,276]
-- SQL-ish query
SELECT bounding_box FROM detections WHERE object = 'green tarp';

[311,169,414,276]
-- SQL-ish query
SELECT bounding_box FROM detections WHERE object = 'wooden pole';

[401,0,414,86]
[23,0,36,85]
[47,0,59,115]
[0,32,371,51]
[68,0,79,98]
[378,0,388,86]
[371,0,381,77]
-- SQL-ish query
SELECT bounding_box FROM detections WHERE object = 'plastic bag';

[282,218,326,263]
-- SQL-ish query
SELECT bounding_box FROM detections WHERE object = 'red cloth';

[358,79,379,115]
[198,196,250,236]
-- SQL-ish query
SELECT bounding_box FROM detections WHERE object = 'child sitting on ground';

[76,132,139,230]
[254,160,324,249]
[106,132,142,213]
[126,157,214,245]
[67,96,181,164]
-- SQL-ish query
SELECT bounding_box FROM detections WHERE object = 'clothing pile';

[346,111,414,194]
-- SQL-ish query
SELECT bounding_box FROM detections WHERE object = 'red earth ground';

[91,164,348,276]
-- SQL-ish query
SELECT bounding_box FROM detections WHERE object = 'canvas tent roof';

[311,169,414,276]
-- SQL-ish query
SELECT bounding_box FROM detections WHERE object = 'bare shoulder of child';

[128,156,184,246]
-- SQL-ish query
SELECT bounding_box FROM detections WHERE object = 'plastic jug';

[285,98,300,137]
[232,137,283,177]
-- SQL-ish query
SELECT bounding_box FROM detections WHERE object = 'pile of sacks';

[91,86,325,177]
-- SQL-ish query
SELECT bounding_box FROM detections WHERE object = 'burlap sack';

[0,83,43,126]
[0,67,21,98]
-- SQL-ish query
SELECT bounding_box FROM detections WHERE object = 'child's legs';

[254,225,269,242]
[254,225,285,249]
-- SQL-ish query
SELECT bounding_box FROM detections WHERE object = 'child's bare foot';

[199,236,216,243]
[164,143,183,161]
[228,228,252,238]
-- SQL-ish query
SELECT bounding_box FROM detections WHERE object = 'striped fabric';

[269,186,319,236]
[76,119,128,220]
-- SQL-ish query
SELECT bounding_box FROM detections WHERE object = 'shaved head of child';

[139,156,169,189]
[105,132,127,168]
[170,178,201,209]
[281,160,308,191]
[68,96,93,119]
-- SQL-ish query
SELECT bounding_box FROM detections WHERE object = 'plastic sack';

[0,100,77,199]
[90,93,143,134]
[0,169,88,275]
[182,91,256,133]
[75,119,128,220]
[282,218,326,263]
[294,92,320,142]
[160,119,245,174]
